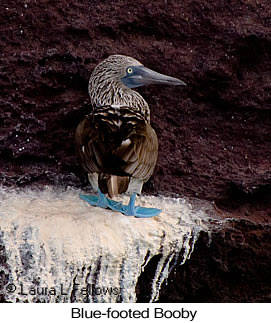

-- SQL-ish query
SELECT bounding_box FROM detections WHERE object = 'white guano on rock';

[0,186,211,302]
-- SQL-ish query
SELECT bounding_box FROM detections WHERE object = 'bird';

[75,54,186,217]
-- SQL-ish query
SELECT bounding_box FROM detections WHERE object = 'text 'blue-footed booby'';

[76,55,186,217]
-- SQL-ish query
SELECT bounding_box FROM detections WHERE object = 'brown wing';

[113,122,158,182]
[75,113,158,182]
[75,116,101,174]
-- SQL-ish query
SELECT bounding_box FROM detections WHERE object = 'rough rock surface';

[0,0,270,302]
[138,219,271,302]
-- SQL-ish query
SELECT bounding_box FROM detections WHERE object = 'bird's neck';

[88,81,150,122]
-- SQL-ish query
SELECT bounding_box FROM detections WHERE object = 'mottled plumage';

[76,104,157,197]
[76,55,185,217]
[88,55,150,121]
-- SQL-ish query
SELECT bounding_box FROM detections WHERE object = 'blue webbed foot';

[80,189,111,209]
[80,191,161,218]
[106,199,124,212]
[122,205,162,218]
[121,193,162,218]
[80,193,99,205]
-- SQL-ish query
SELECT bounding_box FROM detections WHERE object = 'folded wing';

[75,108,158,196]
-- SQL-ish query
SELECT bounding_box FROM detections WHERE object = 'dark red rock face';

[0,0,270,302]
[137,221,271,302]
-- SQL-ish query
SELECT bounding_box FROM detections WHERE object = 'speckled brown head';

[88,54,186,111]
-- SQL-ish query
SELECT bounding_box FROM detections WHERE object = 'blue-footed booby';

[76,54,186,217]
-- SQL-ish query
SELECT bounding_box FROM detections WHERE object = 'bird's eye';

[127,67,133,74]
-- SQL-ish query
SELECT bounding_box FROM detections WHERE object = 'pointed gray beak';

[121,65,186,88]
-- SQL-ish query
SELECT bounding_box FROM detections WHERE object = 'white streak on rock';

[0,186,212,303]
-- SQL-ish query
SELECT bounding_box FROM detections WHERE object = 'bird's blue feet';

[80,189,117,209]
[80,189,124,211]
[80,191,161,218]
[121,193,162,218]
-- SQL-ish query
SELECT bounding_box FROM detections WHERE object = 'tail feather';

[98,174,129,198]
